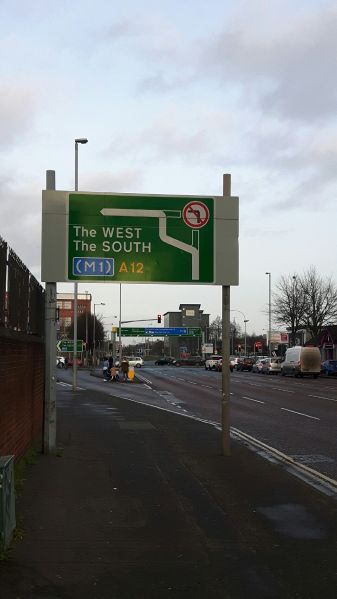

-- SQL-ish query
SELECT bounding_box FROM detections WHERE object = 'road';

[57,363,337,482]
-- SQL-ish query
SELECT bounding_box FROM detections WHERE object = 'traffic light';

[157,314,162,323]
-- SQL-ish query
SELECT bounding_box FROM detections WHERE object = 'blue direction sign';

[144,327,187,336]
[120,327,202,337]
[73,257,114,277]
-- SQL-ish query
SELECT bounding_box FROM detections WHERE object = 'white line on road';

[242,396,265,404]
[57,382,86,390]
[136,374,153,385]
[308,394,337,402]
[272,387,294,393]
[143,383,153,390]
[280,408,320,420]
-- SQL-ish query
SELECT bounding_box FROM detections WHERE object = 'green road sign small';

[57,340,83,352]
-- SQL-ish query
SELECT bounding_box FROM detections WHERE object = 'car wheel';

[136,364,141,368]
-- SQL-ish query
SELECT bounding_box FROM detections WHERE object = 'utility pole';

[44,170,57,453]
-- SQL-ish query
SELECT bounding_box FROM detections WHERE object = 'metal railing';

[0,235,44,336]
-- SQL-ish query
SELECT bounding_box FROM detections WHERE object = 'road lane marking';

[57,382,86,390]
[136,373,153,385]
[280,408,320,420]
[272,387,294,393]
[242,396,265,404]
[308,394,337,403]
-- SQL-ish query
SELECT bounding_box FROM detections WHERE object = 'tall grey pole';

[266,272,271,358]
[222,174,231,456]
[119,284,122,364]
[73,138,88,389]
[73,142,79,391]
[44,170,57,453]
[93,304,96,366]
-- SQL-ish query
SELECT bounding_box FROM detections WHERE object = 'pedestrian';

[64,356,69,370]
[102,357,109,381]
[120,357,129,382]
[109,365,119,382]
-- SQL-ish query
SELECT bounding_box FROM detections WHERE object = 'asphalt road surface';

[57,363,337,482]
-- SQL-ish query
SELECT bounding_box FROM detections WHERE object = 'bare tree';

[301,266,337,338]
[67,312,104,351]
[208,316,241,353]
[273,274,307,345]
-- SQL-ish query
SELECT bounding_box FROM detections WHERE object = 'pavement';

[0,380,337,598]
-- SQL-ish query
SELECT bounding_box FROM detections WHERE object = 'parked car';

[261,357,283,375]
[155,356,175,365]
[115,356,144,368]
[281,346,321,378]
[172,356,205,367]
[321,359,337,376]
[205,355,222,370]
[214,359,234,372]
[230,356,240,369]
[67,357,83,367]
[252,358,267,373]
[236,357,255,372]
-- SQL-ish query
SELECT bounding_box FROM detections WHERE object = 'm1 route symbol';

[183,201,210,229]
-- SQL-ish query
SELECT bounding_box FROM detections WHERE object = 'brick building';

[57,292,92,338]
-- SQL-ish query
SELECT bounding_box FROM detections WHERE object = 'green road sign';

[42,190,239,285]
[68,194,213,283]
[57,339,83,352]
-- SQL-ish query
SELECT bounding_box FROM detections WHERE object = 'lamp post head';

[75,138,88,144]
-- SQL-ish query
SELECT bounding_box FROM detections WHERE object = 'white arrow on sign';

[100,208,200,280]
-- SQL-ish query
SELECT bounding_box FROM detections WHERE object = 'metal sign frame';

[41,191,239,285]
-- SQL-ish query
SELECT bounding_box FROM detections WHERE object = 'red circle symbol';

[183,201,210,229]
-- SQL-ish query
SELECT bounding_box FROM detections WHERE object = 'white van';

[281,346,321,378]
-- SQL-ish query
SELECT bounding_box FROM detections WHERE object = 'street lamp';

[73,137,88,391]
[231,309,248,356]
[265,272,272,358]
[93,302,105,367]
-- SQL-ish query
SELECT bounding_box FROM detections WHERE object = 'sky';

[1,0,337,337]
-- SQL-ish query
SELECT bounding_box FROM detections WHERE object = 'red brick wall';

[0,333,44,459]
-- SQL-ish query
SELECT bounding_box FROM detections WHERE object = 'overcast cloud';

[1,0,337,333]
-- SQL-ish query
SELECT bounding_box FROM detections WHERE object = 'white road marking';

[136,373,153,385]
[242,396,265,404]
[143,383,153,390]
[281,408,320,420]
[308,394,337,403]
[57,382,86,390]
[272,387,294,393]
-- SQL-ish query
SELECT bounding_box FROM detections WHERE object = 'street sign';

[42,191,239,285]
[57,339,83,352]
[120,327,202,337]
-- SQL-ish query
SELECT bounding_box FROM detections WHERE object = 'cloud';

[0,85,37,149]
[83,168,144,192]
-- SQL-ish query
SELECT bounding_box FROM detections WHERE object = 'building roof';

[179,303,201,309]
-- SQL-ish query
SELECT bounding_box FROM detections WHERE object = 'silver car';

[252,358,267,373]
[261,357,283,375]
